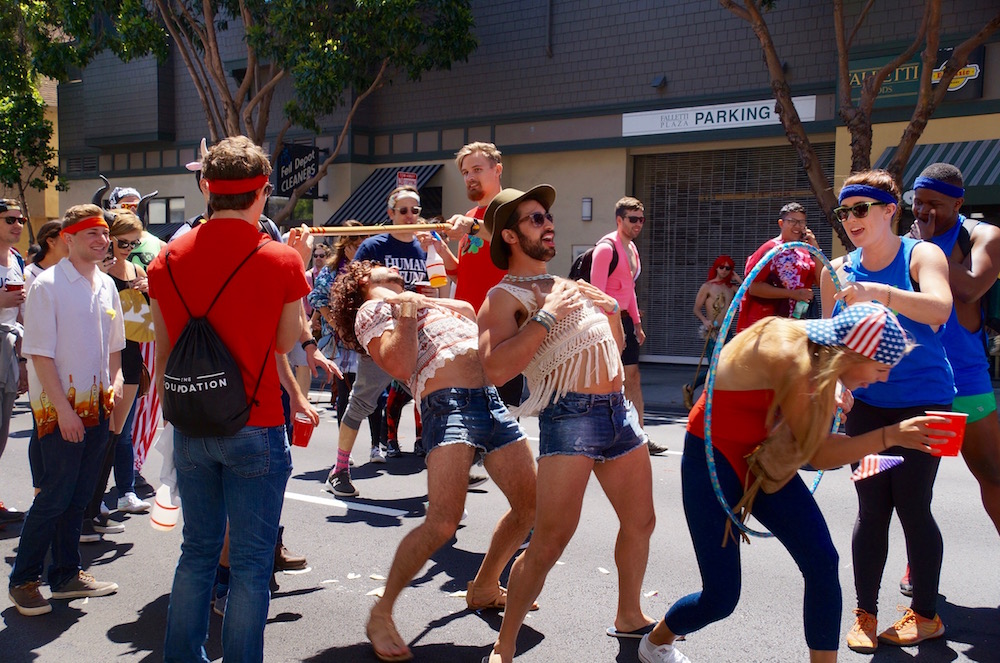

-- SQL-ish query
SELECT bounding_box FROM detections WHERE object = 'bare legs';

[961,414,1000,536]
[624,364,645,426]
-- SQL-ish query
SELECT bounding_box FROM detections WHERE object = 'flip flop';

[606,623,656,639]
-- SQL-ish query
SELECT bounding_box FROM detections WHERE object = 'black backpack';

[568,238,618,283]
[161,241,272,437]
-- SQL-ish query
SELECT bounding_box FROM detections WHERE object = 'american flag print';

[851,454,904,481]
[131,341,162,471]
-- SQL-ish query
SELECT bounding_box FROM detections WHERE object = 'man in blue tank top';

[909,162,1000,541]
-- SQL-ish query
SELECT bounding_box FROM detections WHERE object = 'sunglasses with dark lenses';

[519,212,554,228]
[719,265,733,271]
[116,239,141,250]
[832,201,888,222]
[3,217,25,226]
[395,206,421,215]
[625,215,646,224]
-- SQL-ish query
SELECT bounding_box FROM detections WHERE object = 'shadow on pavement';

[0,604,84,660]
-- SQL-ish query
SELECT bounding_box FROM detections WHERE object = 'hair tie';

[914,176,964,200]
[838,184,897,205]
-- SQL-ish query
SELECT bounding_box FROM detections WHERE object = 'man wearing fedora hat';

[477,185,657,662]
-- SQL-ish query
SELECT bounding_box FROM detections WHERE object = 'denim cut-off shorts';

[420,386,526,462]
[538,391,645,461]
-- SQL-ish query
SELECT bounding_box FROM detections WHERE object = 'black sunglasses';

[394,206,421,215]
[718,265,733,271]
[3,217,25,226]
[116,239,141,250]
[832,201,889,222]
[625,215,645,224]
[519,212,554,228]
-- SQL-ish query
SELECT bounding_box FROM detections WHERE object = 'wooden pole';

[307,223,451,236]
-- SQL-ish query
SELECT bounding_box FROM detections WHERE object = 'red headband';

[61,216,109,237]
[204,174,269,195]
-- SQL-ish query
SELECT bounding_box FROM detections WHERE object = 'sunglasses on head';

[3,216,25,226]
[832,201,888,222]
[625,215,645,224]
[394,206,421,216]
[116,239,141,250]
[519,212,554,228]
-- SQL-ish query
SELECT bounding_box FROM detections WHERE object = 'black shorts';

[621,312,640,366]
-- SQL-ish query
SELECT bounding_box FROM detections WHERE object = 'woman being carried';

[638,302,950,663]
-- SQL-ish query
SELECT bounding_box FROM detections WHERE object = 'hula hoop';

[704,242,844,539]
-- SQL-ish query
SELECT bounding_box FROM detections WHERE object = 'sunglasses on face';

[116,239,141,250]
[625,215,645,224]
[519,212,554,228]
[119,202,138,211]
[718,265,733,271]
[3,217,25,226]
[832,201,888,222]
[394,206,421,216]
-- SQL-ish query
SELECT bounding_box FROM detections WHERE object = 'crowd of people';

[0,134,997,663]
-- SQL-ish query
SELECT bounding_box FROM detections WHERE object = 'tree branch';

[845,0,876,50]
[271,58,391,226]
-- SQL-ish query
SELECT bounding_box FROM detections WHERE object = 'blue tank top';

[845,237,954,408]
[926,215,992,396]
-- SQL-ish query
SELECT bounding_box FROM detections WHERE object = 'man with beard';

[737,202,822,332]
[478,185,656,662]
[908,163,1000,545]
[329,260,537,662]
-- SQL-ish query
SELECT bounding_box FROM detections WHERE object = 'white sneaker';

[100,501,110,517]
[638,633,691,663]
[117,492,151,513]
[369,446,386,464]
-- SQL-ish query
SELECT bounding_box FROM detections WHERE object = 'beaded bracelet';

[535,309,556,326]
[530,310,555,332]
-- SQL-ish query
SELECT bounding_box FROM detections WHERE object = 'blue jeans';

[163,425,291,663]
[537,391,644,461]
[10,417,110,590]
[113,398,138,496]
[420,386,526,460]
[664,432,841,651]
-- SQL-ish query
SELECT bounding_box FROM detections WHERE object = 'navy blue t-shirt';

[354,233,427,288]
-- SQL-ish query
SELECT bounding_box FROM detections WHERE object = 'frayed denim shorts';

[420,386,526,460]
[538,391,645,461]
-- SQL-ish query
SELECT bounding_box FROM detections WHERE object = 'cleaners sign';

[275,144,321,199]
[622,96,816,137]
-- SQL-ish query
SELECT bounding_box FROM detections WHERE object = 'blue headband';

[838,184,897,205]
[914,176,964,200]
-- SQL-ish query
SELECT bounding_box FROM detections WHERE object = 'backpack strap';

[957,217,979,261]
[597,237,618,277]
[165,239,272,318]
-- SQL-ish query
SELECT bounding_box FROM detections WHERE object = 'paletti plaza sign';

[274,143,321,199]
[623,96,817,137]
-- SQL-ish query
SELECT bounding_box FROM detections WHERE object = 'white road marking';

[283,490,408,518]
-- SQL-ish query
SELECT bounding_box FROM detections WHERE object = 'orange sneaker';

[878,606,944,646]
[846,608,878,653]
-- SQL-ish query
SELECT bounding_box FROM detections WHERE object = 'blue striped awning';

[874,139,1000,204]
[324,164,442,226]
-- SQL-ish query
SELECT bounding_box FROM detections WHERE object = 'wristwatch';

[301,338,317,351]
[468,219,481,235]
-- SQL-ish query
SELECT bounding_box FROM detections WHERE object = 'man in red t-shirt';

[149,136,314,662]
[736,202,822,333]
[436,142,525,407]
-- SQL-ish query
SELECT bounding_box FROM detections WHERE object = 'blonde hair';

[455,142,502,170]
[108,209,143,236]
[62,204,105,229]
[723,317,870,456]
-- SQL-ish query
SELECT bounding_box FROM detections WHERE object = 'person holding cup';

[0,198,27,527]
[820,169,955,652]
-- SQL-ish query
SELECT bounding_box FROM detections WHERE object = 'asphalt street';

[0,386,997,662]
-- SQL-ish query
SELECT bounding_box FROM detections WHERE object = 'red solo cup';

[4,281,23,292]
[292,412,316,448]
[925,411,968,456]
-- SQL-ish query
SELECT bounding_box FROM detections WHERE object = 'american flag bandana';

[851,454,904,481]
[805,302,909,366]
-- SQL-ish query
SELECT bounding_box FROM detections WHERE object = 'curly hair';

[330,260,377,354]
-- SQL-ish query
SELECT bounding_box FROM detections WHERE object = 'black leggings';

[845,399,945,619]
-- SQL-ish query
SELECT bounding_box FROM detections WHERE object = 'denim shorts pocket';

[550,398,592,421]
[220,427,271,478]
[422,390,471,418]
